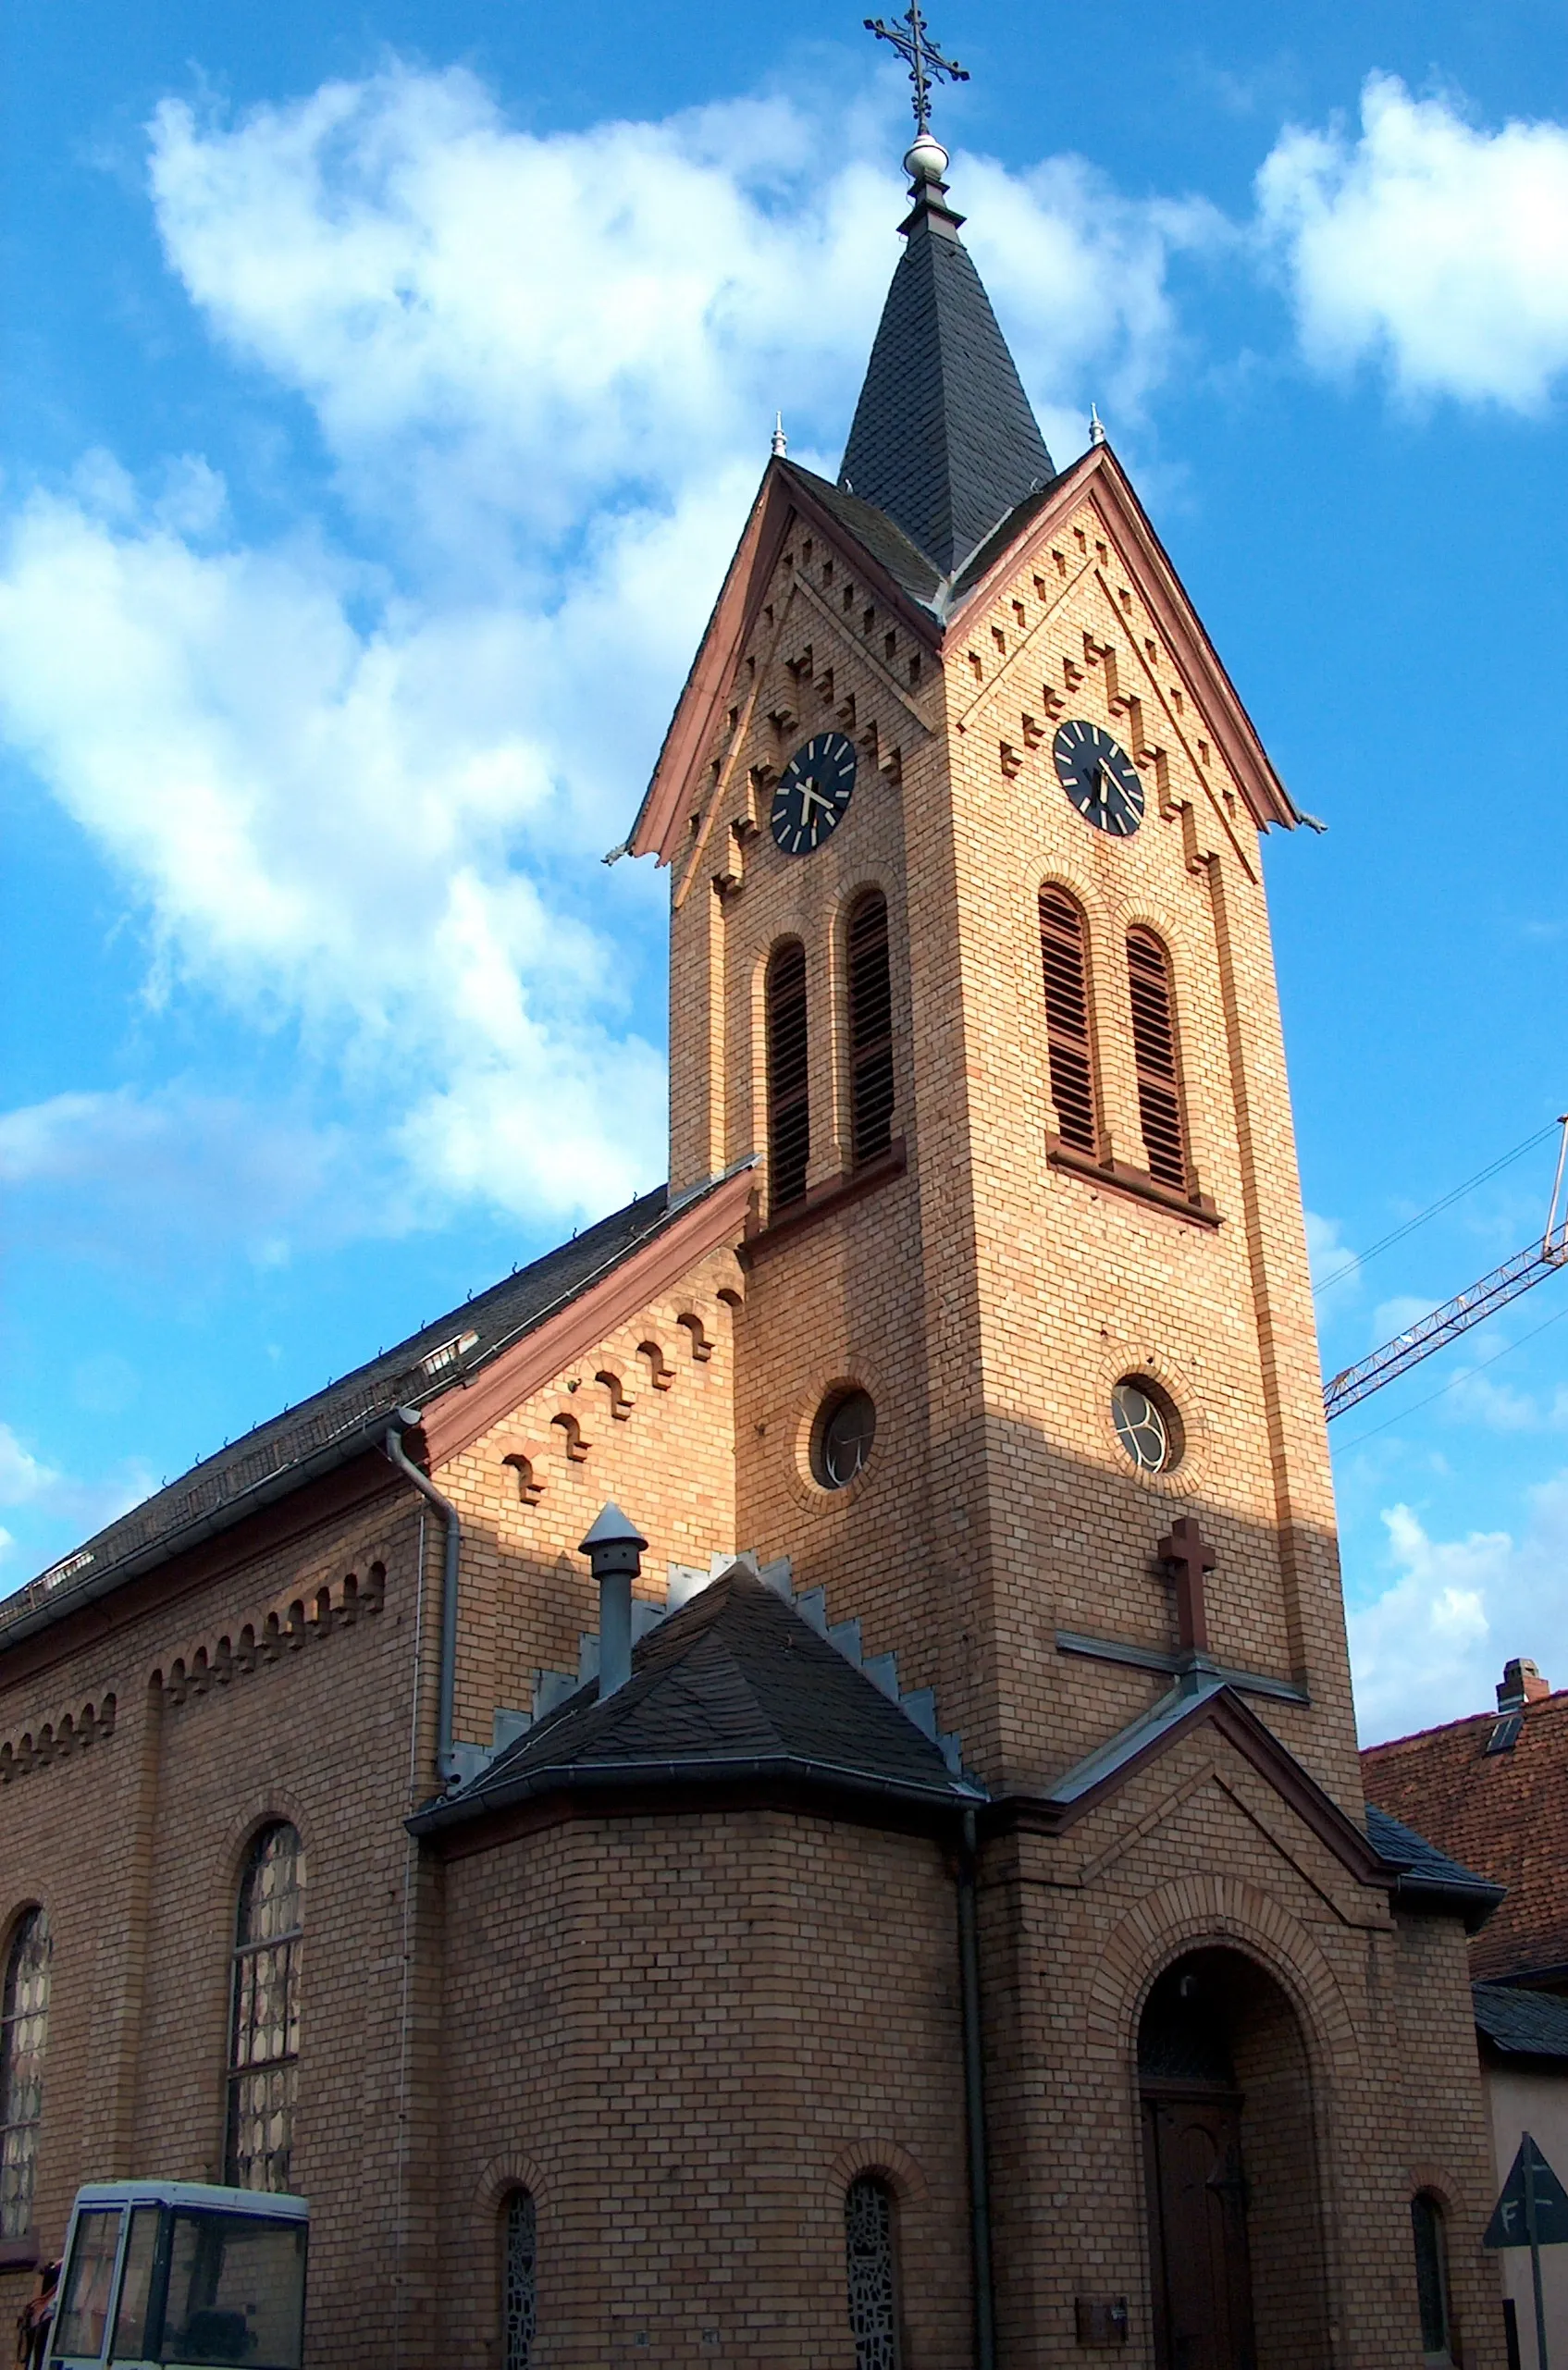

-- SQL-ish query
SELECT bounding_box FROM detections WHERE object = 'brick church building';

[1,108,1512,2370]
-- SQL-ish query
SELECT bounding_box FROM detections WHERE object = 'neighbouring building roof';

[838,181,1056,579]
[0,1179,733,1649]
[1363,1683,1568,1981]
[1364,1803,1507,1931]
[410,1563,981,1839]
[1474,1982,1568,2063]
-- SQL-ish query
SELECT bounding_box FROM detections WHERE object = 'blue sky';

[5,0,1568,1744]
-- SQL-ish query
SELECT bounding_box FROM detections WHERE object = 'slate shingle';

[1473,1981,1568,2061]
[1364,1802,1506,1930]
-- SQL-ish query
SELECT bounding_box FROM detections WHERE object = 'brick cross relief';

[1157,1516,1216,1658]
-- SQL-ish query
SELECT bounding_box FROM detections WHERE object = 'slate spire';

[839,136,1056,578]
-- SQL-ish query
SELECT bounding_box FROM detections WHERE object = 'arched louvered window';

[845,2174,901,2370]
[767,939,810,1214]
[847,892,895,1166]
[501,2189,537,2370]
[1038,888,1099,1156]
[1126,930,1189,1190]
[226,1823,304,2193]
[0,1907,51,2240]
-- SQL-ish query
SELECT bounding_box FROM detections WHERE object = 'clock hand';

[800,782,834,817]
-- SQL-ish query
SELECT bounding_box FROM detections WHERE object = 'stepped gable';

[2,1179,722,1640]
[410,1564,980,1836]
[839,167,1056,578]
[1364,1685,1568,1980]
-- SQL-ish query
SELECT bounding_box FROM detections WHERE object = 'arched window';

[845,2174,901,2370]
[1411,2191,1454,2364]
[847,892,895,1166]
[0,1907,51,2240]
[1126,929,1189,1190]
[767,939,810,1214]
[501,2189,537,2370]
[226,1823,304,2193]
[1038,889,1100,1156]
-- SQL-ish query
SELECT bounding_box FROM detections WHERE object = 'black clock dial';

[771,732,858,857]
[1053,719,1145,838]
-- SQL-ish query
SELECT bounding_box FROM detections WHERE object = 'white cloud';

[0,1424,60,1509]
[1348,1479,1568,1740]
[1258,73,1568,407]
[0,64,1202,1246]
[1370,1290,1437,1342]
[0,1422,153,1577]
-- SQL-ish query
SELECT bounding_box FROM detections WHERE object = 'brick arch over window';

[846,888,895,1166]
[0,1904,51,2242]
[1038,884,1101,1156]
[766,937,810,1213]
[1125,926,1189,1189]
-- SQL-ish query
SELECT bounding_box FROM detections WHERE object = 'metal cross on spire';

[863,4,969,136]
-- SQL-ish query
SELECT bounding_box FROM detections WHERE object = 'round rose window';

[1112,1377,1180,1474]
[813,1389,877,1488]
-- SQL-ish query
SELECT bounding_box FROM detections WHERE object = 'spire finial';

[1089,403,1107,448]
[864,5,969,138]
[772,412,788,459]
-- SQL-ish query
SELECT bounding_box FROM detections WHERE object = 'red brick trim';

[0,2237,39,2271]
[1046,1137,1221,1229]
[418,1168,755,1468]
[827,2138,932,2205]
[741,1142,907,1261]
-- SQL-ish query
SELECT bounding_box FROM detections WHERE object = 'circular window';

[1112,1377,1180,1474]
[812,1389,877,1488]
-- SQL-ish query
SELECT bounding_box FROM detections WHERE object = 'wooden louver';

[847,892,895,1166]
[767,940,810,1212]
[1126,930,1189,1190]
[1038,889,1099,1156]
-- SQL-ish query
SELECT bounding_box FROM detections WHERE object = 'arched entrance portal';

[1139,1947,1329,2370]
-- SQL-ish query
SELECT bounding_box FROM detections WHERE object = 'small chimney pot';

[579,1502,649,1700]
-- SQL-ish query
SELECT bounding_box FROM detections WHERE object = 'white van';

[45,2181,307,2370]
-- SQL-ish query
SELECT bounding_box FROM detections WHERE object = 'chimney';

[1497,1656,1550,1711]
[578,1502,649,1701]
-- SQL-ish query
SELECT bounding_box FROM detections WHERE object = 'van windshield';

[156,2211,305,2369]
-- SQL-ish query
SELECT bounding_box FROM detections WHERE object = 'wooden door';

[1142,2089,1257,2370]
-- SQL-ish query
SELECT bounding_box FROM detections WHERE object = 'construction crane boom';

[1323,1119,1568,1422]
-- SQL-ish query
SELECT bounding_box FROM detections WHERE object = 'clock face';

[771,732,858,856]
[1054,719,1145,838]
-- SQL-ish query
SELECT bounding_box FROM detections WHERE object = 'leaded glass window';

[845,2174,901,2370]
[502,2189,537,2369]
[226,1824,304,2192]
[0,1907,51,2240]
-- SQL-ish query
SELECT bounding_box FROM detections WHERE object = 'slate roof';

[839,192,1056,579]
[0,1181,721,1647]
[1363,1690,1568,1978]
[780,463,945,613]
[409,1564,981,1838]
[1364,1802,1506,1932]
[1474,1982,1568,2061]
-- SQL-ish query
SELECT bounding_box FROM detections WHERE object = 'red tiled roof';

[1362,1689,1568,1983]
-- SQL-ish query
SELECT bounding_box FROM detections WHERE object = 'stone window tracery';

[844,2173,901,2369]
[502,2188,537,2369]
[0,1907,51,2240]
[226,1822,304,2192]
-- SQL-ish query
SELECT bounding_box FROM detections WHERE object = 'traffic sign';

[1487,2134,1568,2251]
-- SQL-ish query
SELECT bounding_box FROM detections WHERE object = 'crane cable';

[1312,1118,1561,1301]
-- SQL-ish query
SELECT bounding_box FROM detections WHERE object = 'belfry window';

[767,939,810,1213]
[0,1907,51,2240]
[845,2174,901,2369]
[1038,889,1099,1155]
[226,1823,304,2193]
[1126,929,1189,1190]
[501,2189,537,2369]
[847,891,895,1165]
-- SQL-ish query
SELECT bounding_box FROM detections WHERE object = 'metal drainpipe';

[384,1413,460,1784]
[958,1805,998,2370]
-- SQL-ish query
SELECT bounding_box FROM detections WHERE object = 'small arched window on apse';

[1410,2191,1455,2365]
[845,2173,902,2370]
[846,891,895,1166]
[226,1823,304,2192]
[1126,928,1189,1191]
[1038,887,1100,1157]
[767,939,810,1214]
[500,2188,537,2370]
[0,1907,52,2240]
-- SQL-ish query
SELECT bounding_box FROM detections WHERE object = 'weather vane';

[863,4,969,137]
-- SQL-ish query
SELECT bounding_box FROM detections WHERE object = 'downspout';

[383,1411,460,1785]
[958,1805,997,2370]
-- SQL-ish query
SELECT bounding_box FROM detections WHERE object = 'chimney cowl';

[1497,1656,1550,1711]
[579,1502,648,1702]
[578,1501,648,1580]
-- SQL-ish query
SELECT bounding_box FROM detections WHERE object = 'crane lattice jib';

[1323,1233,1568,1422]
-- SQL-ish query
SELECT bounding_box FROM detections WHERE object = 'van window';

[55,2208,122,2360]
[159,2210,305,2370]
[108,2207,160,2362]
